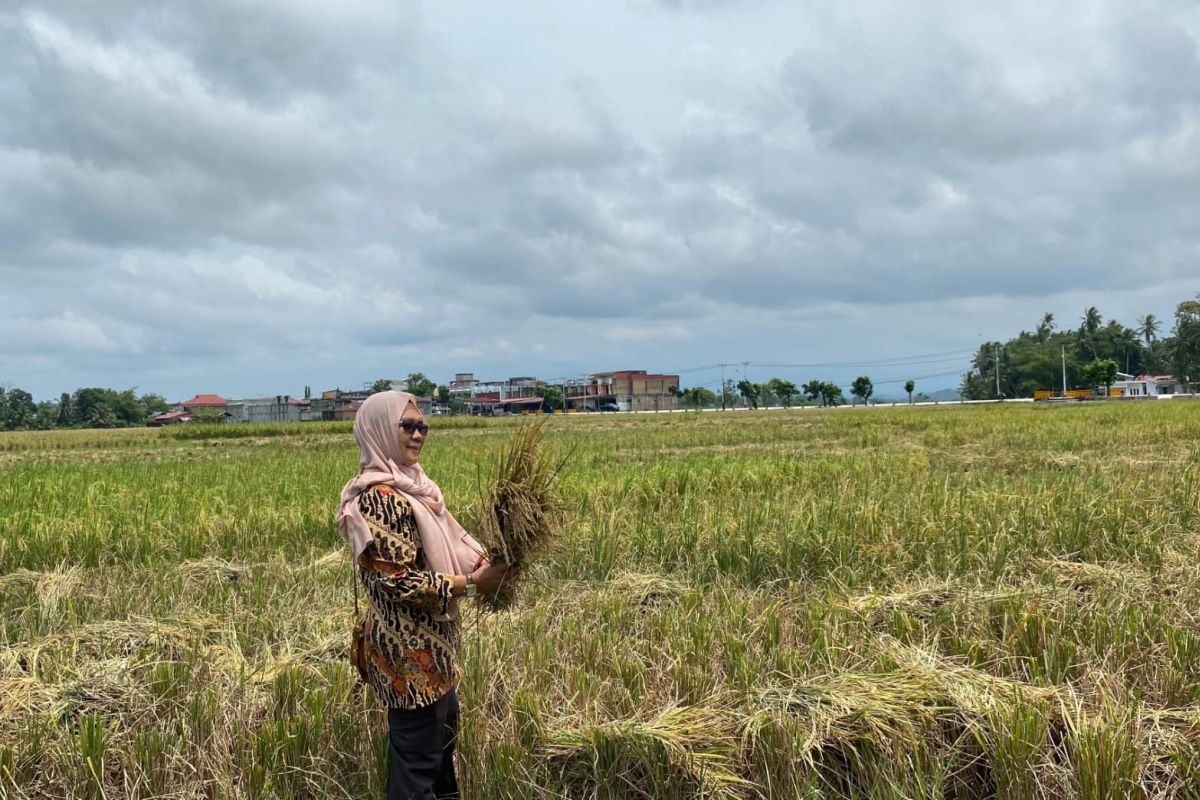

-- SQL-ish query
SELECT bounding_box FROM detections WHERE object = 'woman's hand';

[468,561,514,596]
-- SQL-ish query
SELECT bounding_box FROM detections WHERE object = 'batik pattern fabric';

[356,485,459,709]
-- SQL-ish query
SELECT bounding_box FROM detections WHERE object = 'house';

[176,394,230,421]
[450,374,545,410]
[178,394,227,411]
[224,396,303,424]
[464,394,546,415]
[564,370,680,412]
[311,388,432,420]
[448,373,478,395]
[1112,373,1189,398]
[333,400,363,421]
[149,410,191,426]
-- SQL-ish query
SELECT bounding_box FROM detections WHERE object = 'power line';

[751,356,969,370]
[747,349,976,370]
[869,369,967,386]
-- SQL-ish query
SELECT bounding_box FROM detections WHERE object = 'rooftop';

[179,394,227,407]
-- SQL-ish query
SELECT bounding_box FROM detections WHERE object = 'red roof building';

[179,394,228,407]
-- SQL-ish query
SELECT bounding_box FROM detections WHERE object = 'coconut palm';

[1035,312,1055,342]
[1137,314,1161,347]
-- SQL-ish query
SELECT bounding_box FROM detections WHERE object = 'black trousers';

[386,690,460,800]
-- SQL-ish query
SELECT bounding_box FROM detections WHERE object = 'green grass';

[2,403,1200,798]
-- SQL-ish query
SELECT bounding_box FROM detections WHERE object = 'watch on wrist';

[464,576,477,599]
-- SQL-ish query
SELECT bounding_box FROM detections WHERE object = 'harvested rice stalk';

[543,703,753,798]
[474,419,565,611]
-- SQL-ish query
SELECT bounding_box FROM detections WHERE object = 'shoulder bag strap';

[352,554,360,617]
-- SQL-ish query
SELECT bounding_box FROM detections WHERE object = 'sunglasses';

[399,419,429,436]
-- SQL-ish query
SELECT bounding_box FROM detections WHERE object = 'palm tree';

[1036,312,1055,342]
[1114,325,1142,373]
[1080,307,1102,358]
[1137,314,1160,347]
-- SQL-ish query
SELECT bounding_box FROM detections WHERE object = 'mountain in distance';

[872,387,962,404]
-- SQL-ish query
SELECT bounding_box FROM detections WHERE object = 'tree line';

[679,375,895,410]
[0,387,172,431]
[960,292,1200,399]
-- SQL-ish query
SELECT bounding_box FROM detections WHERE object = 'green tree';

[1035,312,1055,342]
[767,378,798,408]
[34,401,58,430]
[140,394,171,419]
[1137,314,1161,347]
[959,369,990,401]
[436,385,451,404]
[904,380,915,404]
[1111,322,1143,373]
[370,379,393,394]
[822,382,844,407]
[1079,306,1102,357]
[405,372,436,398]
[803,379,843,407]
[303,385,312,401]
[537,384,563,410]
[803,379,822,405]
[57,392,75,427]
[74,388,114,426]
[736,379,759,409]
[1171,294,1200,382]
[110,389,144,426]
[1080,358,1119,395]
[850,375,874,405]
[681,386,716,410]
[5,388,37,430]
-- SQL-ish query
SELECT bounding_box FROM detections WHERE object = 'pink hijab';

[336,391,486,620]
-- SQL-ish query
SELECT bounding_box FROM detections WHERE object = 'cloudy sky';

[2,1,1198,401]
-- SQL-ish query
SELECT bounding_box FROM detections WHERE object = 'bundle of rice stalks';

[542,703,753,798]
[747,670,948,764]
[0,676,69,725]
[474,419,565,610]
[177,556,250,586]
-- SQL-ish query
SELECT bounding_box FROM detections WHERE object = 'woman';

[337,390,510,799]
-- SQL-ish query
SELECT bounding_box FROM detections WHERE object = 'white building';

[1113,373,1188,398]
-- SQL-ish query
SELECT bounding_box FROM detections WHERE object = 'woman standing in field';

[337,391,511,800]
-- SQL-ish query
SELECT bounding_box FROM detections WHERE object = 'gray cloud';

[1,0,1198,399]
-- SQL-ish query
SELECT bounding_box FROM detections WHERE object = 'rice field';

[2,402,1199,799]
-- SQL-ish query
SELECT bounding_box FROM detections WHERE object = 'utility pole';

[720,364,726,411]
[994,344,1002,399]
[1061,344,1067,395]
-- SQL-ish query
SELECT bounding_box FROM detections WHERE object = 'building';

[178,394,227,411]
[175,394,229,421]
[449,373,547,413]
[448,373,479,395]
[333,400,363,421]
[1112,374,1189,397]
[564,370,680,412]
[149,410,191,426]
[310,388,432,420]
[224,397,302,424]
